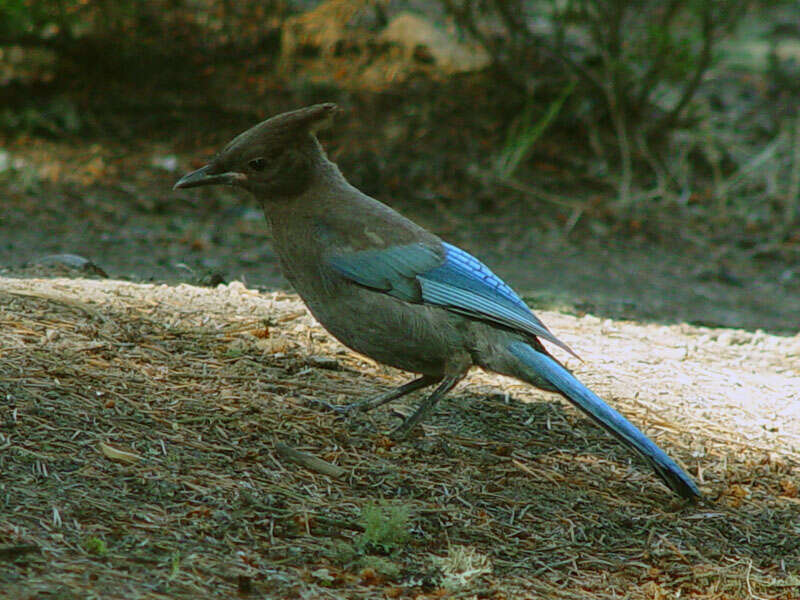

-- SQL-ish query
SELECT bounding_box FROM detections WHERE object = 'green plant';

[83,536,108,556]
[357,502,411,554]
[495,80,576,178]
[168,550,180,580]
[443,0,749,204]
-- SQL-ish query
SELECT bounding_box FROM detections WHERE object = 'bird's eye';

[248,157,266,171]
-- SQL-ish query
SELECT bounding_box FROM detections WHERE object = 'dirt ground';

[0,272,798,599]
[2,131,799,336]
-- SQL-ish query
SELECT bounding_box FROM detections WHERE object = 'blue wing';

[327,242,575,356]
[326,243,440,303]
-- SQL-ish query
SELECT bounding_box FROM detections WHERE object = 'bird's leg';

[339,375,440,415]
[390,372,464,440]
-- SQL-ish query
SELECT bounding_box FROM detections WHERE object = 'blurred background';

[1,0,798,332]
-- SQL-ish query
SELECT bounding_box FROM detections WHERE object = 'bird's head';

[173,103,338,199]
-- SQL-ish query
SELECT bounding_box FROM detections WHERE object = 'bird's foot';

[332,395,393,417]
[388,418,420,441]
[305,397,352,414]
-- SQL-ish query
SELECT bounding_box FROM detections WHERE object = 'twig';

[606,78,633,208]
[786,111,800,228]
[0,544,41,561]
[0,289,110,324]
[714,133,786,200]
[634,0,683,109]
[471,167,586,210]
[274,443,346,479]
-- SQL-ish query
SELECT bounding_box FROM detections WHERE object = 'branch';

[490,0,526,53]
[441,0,529,92]
[635,0,683,109]
[651,5,714,134]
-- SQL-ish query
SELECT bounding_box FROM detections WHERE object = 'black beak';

[173,164,243,190]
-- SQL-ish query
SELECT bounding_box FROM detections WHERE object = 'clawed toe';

[332,402,359,416]
[305,397,350,414]
[389,419,418,441]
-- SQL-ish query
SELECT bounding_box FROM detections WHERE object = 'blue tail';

[508,342,700,500]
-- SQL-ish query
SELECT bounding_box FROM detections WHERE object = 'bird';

[174,103,701,501]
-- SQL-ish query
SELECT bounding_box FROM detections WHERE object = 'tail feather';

[508,341,701,500]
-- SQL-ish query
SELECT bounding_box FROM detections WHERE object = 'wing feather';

[327,241,575,356]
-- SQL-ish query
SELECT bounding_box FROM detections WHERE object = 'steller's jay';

[174,103,700,500]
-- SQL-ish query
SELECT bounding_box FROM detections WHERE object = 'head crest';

[222,103,338,153]
[269,103,338,133]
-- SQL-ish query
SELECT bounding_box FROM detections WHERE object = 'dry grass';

[0,275,798,599]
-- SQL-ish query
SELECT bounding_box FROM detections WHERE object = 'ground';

[1,68,799,600]
[0,262,798,598]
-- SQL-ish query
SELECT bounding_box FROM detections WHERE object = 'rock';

[34,254,108,278]
[279,1,490,90]
[379,12,490,74]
